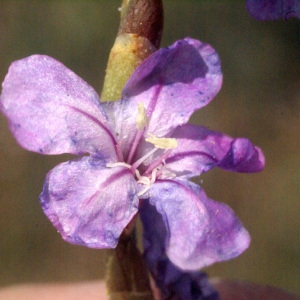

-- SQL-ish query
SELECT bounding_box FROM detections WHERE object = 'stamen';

[135,169,151,185]
[145,133,178,149]
[136,167,162,197]
[128,103,149,164]
[136,168,152,197]
[107,161,152,197]
[130,147,158,171]
[137,185,151,197]
[136,102,149,130]
[126,128,145,164]
[144,149,172,175]
[137,177,151,185]
[157,168,176,179]
[150,168,158,184]
[106,162,131,169]
[134,168,143,180]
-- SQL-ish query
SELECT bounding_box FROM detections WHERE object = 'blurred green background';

[0,0,299,295]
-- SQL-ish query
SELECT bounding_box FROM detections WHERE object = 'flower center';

[107,103,177,197]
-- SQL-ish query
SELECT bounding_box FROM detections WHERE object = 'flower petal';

[145,179,250,271]
[217,137,265,172]
[39,156,139,248]
[246,0,300,20]
[140,201,220,300]
[164,124,265,178]
[0,55,118,159]
[110,38,222,161]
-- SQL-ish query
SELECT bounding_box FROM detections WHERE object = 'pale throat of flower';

[107,102,177,197]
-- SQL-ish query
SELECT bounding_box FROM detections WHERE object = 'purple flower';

[246,0,300,20]
[0,37,264,271]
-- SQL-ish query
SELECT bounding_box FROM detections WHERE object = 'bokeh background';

[0,0,299,295]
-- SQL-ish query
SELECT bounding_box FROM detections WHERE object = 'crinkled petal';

[39,156,139,248]
[0,55,118,160]
[110,37,222,160]
[146,179,250,270]
[164,124,265,178]
[246,0,300,20]
[217,137,265,172]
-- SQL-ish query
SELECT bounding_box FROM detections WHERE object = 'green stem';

[105,236,153,300]
[103,1,163,299]
[101,0,163,102]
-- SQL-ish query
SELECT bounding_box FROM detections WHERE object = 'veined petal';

[112,38,222,160]
[39,156,139,248]
[246,0,300,20]
[165,124,265,178]
[146,179,250,271]
[0,55,118,160]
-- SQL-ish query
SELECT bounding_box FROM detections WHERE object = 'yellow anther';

[145,134,178,149]
[136,102,149,130]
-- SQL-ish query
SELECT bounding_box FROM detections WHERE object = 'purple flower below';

[140,201,220,299]
[246,0,300,20]
[0,37,264,271]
